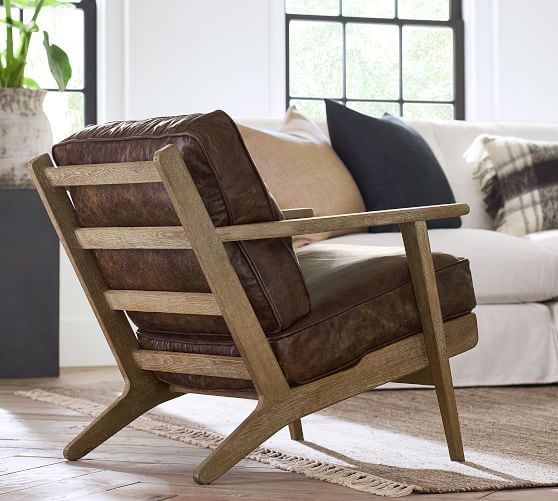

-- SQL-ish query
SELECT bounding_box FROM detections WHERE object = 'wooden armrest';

[74,204,468,249]
[221,203,469,241]
[281,208,314,219]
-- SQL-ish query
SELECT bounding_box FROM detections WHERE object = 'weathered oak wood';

[27,155,154,386]
[29,145,476,487]
[29,155,179,461]
[63,383,178,461]
[45,161,160,186]
[154,145,290,400]
[76,226,192,249]
[394,314,478,385]
[401,220,465,462]
[281,208,314,219]
[133,350,250,380]
[105,290,221,316]
[194,314,477,484]
[75,204,469,250]
[288,419,304,441]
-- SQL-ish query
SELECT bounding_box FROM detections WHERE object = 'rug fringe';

[15,389,414,498]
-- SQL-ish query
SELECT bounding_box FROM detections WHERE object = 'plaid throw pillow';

[466,134,558,236]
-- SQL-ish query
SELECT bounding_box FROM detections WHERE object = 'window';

[286,0,464,121]
[9,0,97,141]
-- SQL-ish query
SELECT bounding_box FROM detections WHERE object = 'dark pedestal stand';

[0,188,59,377]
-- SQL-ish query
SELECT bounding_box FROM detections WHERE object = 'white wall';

[60,0,287,366]
[123,0,286,119]
[60,0,558,366]
[464,0,558,122]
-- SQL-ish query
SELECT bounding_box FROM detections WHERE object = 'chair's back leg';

[400,221,465,462]
[28,155,178,460]
[64,381,177,460]
[288,419,304,441]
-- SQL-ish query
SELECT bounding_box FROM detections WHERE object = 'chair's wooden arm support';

[75,203,469,250]
[281,208,314,219]
[222,203,468,241]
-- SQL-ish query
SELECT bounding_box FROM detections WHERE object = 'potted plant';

[0,0,72,378]
[0,0,72,187]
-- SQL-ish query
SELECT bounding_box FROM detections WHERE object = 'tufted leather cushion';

[138,244,476,390]
[52,111,311,335]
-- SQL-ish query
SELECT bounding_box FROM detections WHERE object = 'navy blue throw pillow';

[325,100,461,232]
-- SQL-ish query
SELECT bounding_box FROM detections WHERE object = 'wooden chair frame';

[28,145,478,485]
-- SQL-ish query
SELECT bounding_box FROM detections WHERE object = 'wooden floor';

[1,368,557,500]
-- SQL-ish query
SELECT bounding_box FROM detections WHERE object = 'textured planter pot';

[0,88,53,188]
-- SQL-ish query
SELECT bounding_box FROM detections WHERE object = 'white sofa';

[238,117,558,387]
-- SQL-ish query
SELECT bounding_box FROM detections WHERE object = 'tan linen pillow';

[238,106,365,247]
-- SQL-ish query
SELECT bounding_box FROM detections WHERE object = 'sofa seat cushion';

[524,230,558,254]
[138,244,475,391]
[318,229,558,304]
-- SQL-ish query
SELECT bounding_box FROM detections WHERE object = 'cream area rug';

[16,385,558,497]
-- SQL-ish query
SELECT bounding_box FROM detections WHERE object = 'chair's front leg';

[400,221,465,462]
[194,401,290,485]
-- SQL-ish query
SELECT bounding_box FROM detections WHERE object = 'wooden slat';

[45,161,160,186]
[281,208,314,219]
[75,203,470,250]
[76,226,191,249]
[133,350,250,380]
[104,290,221,316]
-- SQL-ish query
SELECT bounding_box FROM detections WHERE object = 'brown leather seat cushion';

[52,112,311,335]
[139,244,476,390]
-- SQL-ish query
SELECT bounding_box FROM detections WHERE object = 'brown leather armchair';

[29,111,477,485]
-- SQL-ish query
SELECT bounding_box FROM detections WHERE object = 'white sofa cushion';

[310,229,558,304]
[524,230,558,254]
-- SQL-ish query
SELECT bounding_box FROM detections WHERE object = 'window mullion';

[285,0,464,120]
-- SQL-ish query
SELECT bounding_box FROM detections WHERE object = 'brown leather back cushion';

[52,111,311,335]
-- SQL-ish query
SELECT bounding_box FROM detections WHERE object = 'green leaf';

[22,76,40,89]
[0,18,38,33]
[43,31,71,90]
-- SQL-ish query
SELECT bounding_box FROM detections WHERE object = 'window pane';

[43,92,84,142]
[342,0,395,18]
[25,6,84,90]
[347,101,400,117]
[402,26,453,101]
[398,0,449,20]
[403,102,454,119]
[286,0,339,15]
[289,21,343,98]
[346,24,399,100]
[289,99,326,122]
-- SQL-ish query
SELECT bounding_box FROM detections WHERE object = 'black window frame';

[285,0,465,119]
[12,0,97,126]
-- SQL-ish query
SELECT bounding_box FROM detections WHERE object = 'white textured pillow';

[466,134,558,236]
[238,106,365,247]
